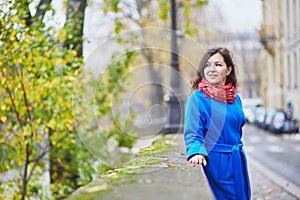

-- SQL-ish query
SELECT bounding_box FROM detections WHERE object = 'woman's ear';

[227,66,233,76]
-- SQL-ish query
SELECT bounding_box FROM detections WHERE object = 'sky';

[83,0,262,56]
[38,0,262,56]
[24,0,263,33]
[209,0,262,32]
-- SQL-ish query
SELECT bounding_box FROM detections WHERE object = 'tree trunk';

[21,144,30,200]
[65,0,87,57]
[24,0,53,26]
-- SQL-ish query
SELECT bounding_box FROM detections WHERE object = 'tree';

[102,0,208,118]
[0,1,137,199]
[0,1,89,199]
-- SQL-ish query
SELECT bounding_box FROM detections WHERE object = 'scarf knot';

[198,78,236,104]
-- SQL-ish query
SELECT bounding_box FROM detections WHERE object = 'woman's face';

[203,53,232,86]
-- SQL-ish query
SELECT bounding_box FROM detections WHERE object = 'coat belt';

[206,142,250,200]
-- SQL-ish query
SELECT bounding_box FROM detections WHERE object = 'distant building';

[203,31,262,99]
[223,33,262,99]
[259,0,300,119]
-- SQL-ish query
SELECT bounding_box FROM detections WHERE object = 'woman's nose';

[207,65,217,70]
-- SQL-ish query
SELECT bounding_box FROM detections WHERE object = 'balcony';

[259,26,276,56]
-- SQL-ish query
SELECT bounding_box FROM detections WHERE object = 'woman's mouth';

[208,75,218,78]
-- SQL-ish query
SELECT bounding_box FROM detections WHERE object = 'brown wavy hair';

[191,47,238,90]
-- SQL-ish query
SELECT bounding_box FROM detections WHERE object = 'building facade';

[260,0,300,119]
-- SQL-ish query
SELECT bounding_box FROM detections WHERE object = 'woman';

[184,47,251,200]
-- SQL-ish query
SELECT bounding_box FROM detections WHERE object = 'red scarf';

[198,78,236,104]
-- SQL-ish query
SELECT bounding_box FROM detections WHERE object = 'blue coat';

[184,90,251,200]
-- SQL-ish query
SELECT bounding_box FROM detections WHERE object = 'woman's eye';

[216,64,222,67]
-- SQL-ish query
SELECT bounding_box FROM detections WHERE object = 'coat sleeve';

[184,92,208,161]
[235,94,246,126]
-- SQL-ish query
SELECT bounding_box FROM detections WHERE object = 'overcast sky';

[37,0,263,33]
[44,0,263,56]
[209,0,262,32]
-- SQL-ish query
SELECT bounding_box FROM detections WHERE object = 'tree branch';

[16,64,36,138]
[1,68,24,130]
[26,131,69,182]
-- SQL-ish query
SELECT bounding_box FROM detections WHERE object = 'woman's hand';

[188,154,207,166]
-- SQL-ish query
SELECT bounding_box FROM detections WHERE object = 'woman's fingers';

[189,155,207,166]
[202,157,207,166]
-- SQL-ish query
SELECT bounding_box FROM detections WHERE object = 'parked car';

[243,107,256,123]
[268,110,299,133]
[254,106,267,128]
[262,108,277,130]
[242,98,263,123]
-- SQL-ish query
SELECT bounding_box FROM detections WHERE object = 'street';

[243,124,300,187]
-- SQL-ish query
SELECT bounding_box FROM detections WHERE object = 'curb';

[248,155,300,199]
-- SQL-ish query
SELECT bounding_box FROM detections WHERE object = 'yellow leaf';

[33,49,39,55]
[17,159,23,166]
[16,57,22,63]
[6,124,12,130]
[52,165,58,171]
[106,172,118,178]
[5,163,10,169]
[58,29,66,41]
[44,127,49,132]
[11,16,17,22]
[85,183,108,193]
[74,69,80,76]
[25,35,31,43]
[19,106,26,116]
[23,130,29,136]
[66,123,73,131]
[20,19,26,28]
[1,105,6,110]
[51,172,58,179]
[185,164,195,168]
[165,163,174,168]
[267,188,277,194]
[71,50,77,57]
[0,19,6,26]
[0,116,7,122]
[9,35,15,41]
[68,76,75,81]
[47,119,56,129]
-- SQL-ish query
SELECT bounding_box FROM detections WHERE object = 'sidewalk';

[68,134,300,200]
[248,156,300,200]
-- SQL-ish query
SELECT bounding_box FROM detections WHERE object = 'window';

[286,0,290,38]
[287,54,291,89]
[294,51,297,88]
[293,0,297,35]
